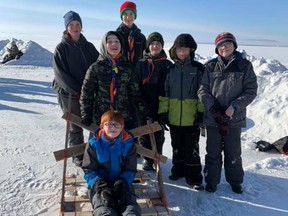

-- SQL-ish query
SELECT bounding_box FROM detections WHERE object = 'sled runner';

[54,112,169,215]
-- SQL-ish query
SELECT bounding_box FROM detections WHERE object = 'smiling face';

[101,121,124,141]
[67,20,82,42]
[149,41,163,56]
[175,47,191,62]
[122,10,135,28]
[106,34,121,58]
[217,41,235,59]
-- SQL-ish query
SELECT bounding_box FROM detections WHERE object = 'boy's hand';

[100,187,115,207]
[92,179,108,193]
[113,179,128,208]
[93,179,115,207]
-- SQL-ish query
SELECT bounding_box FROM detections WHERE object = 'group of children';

[52,1,258,215]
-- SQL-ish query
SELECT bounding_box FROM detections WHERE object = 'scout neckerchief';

[127,30,135,63]
[142,53,166,85]
[108,53,122,110]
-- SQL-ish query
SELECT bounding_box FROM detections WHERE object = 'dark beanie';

[63,11,82,29]
[214,32,237,54]
[172,33,197,50]
[146,32,164,51]
[120,1,137,20]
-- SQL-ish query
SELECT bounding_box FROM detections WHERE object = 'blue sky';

[0,0,287,52]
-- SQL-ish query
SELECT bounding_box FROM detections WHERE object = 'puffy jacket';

[158,55,204,126]
[82,128,137,190]
[80,32,149,126]
[52,33,99,94]
[197,51,258,128]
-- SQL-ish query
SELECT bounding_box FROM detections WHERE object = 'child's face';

[101,121,124,141]
[106,35,121,58]
[176,47,191,62]
[149,41,162,56]
[122,10,135,28]
[216,41,235,59]
[67,20,82,41]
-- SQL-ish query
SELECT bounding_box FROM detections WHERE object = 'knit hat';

[146,32,164,52]
[120,1,137,20]
[214,32,237,54]
[63,11,82,29]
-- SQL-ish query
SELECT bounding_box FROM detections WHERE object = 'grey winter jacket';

[198,51,258,128]
[52,33,99,94]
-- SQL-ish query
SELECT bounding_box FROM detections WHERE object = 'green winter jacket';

[158,55,204,126]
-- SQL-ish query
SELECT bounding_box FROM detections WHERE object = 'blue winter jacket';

[82,128,137,190]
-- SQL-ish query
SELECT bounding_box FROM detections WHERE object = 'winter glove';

[93,179,115,207]
[209,102,223,124]
[92,179,109,193]
[218,115,231,136]
[113,179,128,208]
[194,112,204,126]
[158,113,169,131]
[81,117,93,127]
[100,187,115,207]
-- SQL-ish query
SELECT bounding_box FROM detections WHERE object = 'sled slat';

[60,170,169,216]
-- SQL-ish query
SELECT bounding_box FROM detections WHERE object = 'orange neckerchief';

[127,31,135,63]
[109,53,122,110]
[142,56,166,85]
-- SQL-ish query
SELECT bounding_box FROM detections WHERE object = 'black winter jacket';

[52,33,99,94]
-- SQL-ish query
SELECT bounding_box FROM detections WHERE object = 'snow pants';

[169,125,203,184]
[89,189,141,216]
[56,89,84,147]
[204,126,244,186]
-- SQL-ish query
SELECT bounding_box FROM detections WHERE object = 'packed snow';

[0,40,288,216]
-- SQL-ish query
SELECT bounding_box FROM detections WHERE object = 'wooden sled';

[60,170,168,216]
[55,112,169,215]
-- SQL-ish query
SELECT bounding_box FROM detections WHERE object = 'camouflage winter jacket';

[197,51,258,128]
[80,54,149,127]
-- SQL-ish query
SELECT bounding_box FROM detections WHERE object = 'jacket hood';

[169,34,197,61]
[100,31,124,59]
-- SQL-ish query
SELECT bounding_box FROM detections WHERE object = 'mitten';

[81,117,92,127]
[209,102,223,124]
[113,179,128,208]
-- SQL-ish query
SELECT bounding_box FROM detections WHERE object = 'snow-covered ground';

[0,43,288,216]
